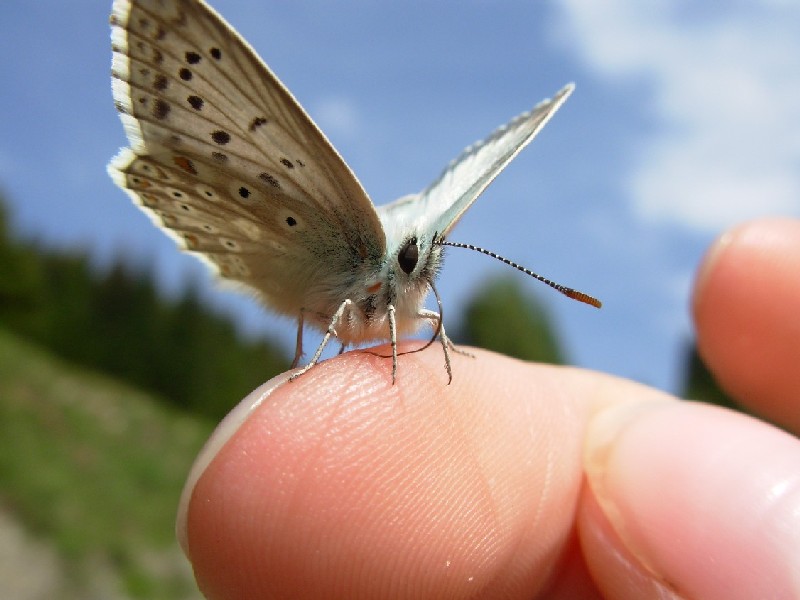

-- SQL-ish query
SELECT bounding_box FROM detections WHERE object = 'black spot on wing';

[259,173,280,189]
[153,74,168,91]
[211,130,230,145]
[187,95,203,110]
[249,116,268,131]
[152,99,170,120]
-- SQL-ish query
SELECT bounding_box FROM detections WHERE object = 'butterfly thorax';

[296,232,443,344]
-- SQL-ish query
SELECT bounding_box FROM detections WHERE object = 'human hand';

[176,218,800,599]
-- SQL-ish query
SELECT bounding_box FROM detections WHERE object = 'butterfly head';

[355,232,443,332]
[394,232,444,288]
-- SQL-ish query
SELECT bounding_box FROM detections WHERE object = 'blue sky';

[1,1,798,393]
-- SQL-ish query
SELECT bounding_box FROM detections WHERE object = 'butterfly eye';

[397,237,419,274]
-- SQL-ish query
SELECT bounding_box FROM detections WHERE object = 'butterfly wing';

[382,84,574,243]
[108,0,386,317]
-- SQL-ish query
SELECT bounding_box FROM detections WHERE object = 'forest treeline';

[0,197,288,420]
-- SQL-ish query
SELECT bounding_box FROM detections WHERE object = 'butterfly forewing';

[109,0,386,314]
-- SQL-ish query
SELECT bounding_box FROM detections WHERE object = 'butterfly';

[108,0,600,384]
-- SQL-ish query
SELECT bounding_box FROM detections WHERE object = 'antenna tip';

[566,290,602,309]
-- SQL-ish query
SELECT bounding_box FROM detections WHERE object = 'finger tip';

[691,218,800,427]
[179,347,461,593]
[694,217,800,319]
[176,371,293,556]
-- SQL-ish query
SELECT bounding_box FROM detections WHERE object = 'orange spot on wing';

[173,155,198,175]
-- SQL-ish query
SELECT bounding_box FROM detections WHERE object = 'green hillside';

[0,327,214,599]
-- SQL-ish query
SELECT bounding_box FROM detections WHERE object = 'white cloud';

[557,1,800,231]
[309,95,361,141]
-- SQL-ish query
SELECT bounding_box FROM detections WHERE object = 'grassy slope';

[0,327,217,599]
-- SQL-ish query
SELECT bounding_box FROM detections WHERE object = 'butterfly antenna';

[439,240,602,308]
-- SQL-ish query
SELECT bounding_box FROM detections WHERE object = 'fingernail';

[175,372,291,556]
[583,399,674,570]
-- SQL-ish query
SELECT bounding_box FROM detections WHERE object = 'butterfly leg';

[289,299,351,382]
[448,340,474,358]
[428,312,474,358]
[291,310,306,368]
[388,304,398,384]
[418,309,453,384]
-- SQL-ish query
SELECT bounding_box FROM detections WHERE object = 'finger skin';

[581,399,800,600]
[693,218,800,432]
[185,347,595,599]
[183,347,800,599]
